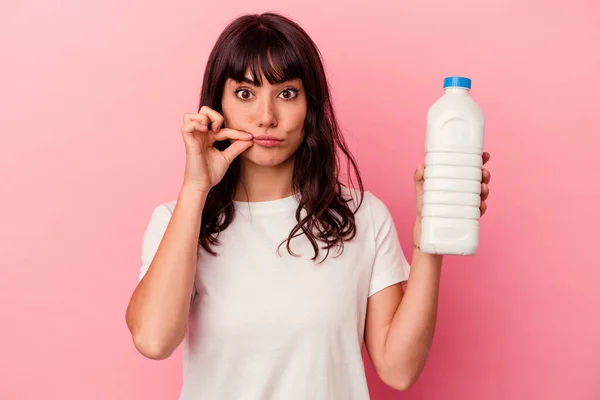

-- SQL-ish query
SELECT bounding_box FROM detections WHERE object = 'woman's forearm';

[384,219,443,385]
[125,186,206,359]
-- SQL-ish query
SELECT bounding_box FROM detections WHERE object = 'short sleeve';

[367,193,411,297]
[138,203,173,282]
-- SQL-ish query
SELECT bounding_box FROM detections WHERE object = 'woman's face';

[221,71,307,167]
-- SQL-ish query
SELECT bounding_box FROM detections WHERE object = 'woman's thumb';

[222,140,253,164]
[414,164,425,182]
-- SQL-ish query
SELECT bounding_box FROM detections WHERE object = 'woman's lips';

[253,135,283,148]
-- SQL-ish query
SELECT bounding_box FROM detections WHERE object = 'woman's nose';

[256,98,278,128]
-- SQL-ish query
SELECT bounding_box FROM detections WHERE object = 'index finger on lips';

[210,128,254,142]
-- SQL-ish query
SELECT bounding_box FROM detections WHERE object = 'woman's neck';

[234,156,296,202]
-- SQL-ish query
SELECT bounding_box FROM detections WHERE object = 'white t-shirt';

[138,190,411,399]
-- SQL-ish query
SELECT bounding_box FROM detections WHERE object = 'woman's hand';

[414,151,491,219]
[180,106,254,193]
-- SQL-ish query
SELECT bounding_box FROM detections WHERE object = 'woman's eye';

[235,89,254,100]
[279,89,298,100]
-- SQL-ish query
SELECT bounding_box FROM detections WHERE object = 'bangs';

[225,26,303,86]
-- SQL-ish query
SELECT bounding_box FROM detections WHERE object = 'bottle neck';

[444,87,470,94]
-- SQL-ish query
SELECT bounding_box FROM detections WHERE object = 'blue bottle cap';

[443,76,472,89]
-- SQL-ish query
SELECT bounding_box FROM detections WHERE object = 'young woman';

[125,12,491,399]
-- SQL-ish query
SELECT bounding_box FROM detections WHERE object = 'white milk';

[419,76,485,255]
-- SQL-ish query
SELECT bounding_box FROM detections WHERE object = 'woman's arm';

[125,108,252,360]
[364,218,442,391]
[125,186,206,360]
[365,154,490,390]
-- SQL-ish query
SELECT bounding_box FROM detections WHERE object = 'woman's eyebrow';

[233,77,301,87]
[234,77,259,86]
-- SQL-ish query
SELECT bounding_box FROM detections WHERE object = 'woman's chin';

[240,147,295,168]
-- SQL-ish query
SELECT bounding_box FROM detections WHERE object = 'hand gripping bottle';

[419,76,485,255]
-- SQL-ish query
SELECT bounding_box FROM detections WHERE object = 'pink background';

[1,0,599,399]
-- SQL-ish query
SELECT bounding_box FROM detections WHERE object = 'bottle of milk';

[419,76,485,255]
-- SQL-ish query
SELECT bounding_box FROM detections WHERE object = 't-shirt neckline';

[233,193,300,213]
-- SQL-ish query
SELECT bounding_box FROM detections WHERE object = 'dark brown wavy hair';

[198,12,364,261]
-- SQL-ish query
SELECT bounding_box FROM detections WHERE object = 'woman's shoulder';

[145,200,177,225]
[339,188,399,245]
[339,186,390,218]
[153,200,177,213]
